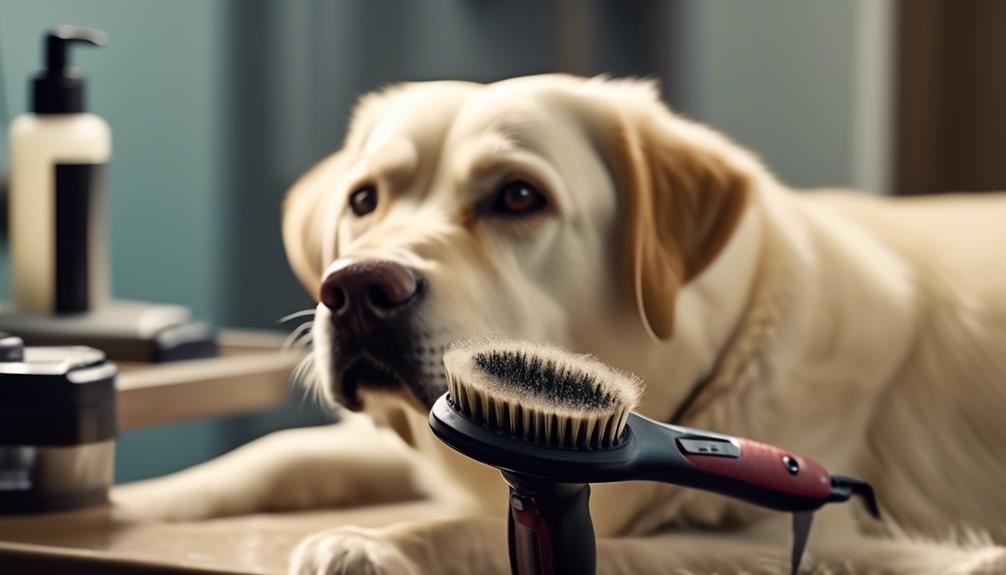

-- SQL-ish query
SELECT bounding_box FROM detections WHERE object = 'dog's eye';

[348,185,378,217]
[490,180,547,216]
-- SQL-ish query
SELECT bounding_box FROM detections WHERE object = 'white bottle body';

[9,113,111,313]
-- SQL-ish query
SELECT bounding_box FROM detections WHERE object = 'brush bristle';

[443,337,642,449]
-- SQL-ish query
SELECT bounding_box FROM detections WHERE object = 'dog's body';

[116,76,1006,574]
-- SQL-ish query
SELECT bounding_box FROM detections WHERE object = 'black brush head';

[472,349,618,412]
[443,337,642,449]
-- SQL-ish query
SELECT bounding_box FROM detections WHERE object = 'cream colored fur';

[115,75,1006,574]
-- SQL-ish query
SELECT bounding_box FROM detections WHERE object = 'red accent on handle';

[511,493,554,575]
[680,438,831,500]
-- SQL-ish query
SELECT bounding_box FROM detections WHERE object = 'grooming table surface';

[116,330,303,430]
[0,496,450,574]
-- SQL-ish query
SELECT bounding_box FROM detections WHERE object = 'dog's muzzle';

[317,257,435,409]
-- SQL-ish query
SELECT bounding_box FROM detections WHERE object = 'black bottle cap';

[31,25,107,114]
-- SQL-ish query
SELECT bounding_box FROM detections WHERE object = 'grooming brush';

[430,337,880,575]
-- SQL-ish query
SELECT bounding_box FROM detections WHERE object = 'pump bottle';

[9,26,110,314]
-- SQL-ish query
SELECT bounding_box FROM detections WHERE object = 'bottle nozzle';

[33,25,107,114]
[45,26,108,76]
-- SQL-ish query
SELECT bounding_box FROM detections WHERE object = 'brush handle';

[632,415,832,511]
[678,436,832,505]
[502,472,595,575]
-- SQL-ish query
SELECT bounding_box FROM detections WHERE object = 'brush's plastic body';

[432,395,852,511]
[502,474,594,575]
[431,393,878,575]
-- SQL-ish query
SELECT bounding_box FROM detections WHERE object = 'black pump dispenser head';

[32,25,108,114]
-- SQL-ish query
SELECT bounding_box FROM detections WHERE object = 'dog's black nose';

[320,259,419,325]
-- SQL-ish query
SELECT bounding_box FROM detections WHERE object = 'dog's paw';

[288,527,419,575]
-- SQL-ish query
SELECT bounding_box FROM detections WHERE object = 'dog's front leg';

[113,413,425,522]
[288,515,509,575]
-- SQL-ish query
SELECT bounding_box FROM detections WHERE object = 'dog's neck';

[628,188,766,423]
[660,182,918,448]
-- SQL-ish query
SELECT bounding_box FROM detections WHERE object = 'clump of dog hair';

[443,336,642,448]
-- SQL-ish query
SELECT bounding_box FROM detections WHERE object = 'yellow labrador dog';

[119,75,1006,574]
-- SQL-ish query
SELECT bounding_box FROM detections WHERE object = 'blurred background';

[0,0,1002,482]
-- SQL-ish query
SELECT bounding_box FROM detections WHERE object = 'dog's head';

[283,75,756,413]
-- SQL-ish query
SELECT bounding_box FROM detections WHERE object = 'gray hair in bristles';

[443,337,643,448]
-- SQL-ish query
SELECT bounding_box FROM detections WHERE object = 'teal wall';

[0,0,226,319]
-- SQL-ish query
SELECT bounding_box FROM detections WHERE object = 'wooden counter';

[0,497,449,574]
[116,330,304,430]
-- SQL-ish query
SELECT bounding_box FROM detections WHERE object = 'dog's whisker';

[287,333,309,351]
[292,330,314,348]
[288,358,306,389]
[289,335,313,352]
[297,356,328,411]
[277,309,316,324]
[289,353,318,391]
[284,321,314,350]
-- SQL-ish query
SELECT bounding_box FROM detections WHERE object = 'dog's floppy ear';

[282,85,412,297]
[282,152,347,296]
[598,81,753,340]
